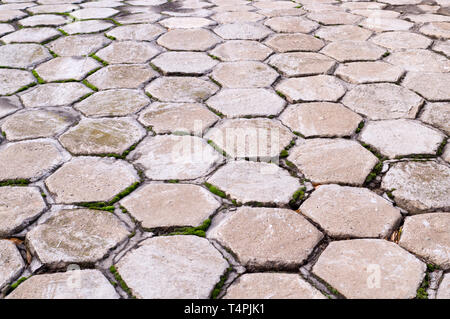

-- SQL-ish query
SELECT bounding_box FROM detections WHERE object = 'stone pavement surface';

[0,0,449,300]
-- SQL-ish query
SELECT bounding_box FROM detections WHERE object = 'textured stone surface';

[403,72,450,101]
[46,34,110,57]
[96,41,159,64]
[312,239,426,299]
[361,17,413,32]
[151,52,218,75]
[0,240,24,290]
[115,236,228,299]
[214,22,272,40]
[419,102,450,134]
[386,49,450,73]
[1,27,60,43]
[106,23,164,41]
[60,20,113,35]
[336,62,404,84]
[371,31,433,50]
[269,52,336,77]
[18,14,70,27]
[321,40,386,62]
[209,40,272,61]
[0,69,34,95]
[157,28,221,51]
[265,16,319,33]
[145,77,218,102]
[211,61,278,88]
[35,57,101,82]
[265,33,324,52]
[420,22,450,39]
[0,43,51,68]
[0,96,21,119]
[315,25,372,42]
[437,274,450,299]
[159,17,215,29]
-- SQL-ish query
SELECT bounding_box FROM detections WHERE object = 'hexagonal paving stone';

[114,12,161,25]
[386,49,450,73]
[0,96,21,119]
[159,17,215,29]
[403,72,450,101]
[26,209,129,266]
[105,23,165,41]
[312,239,425,299]
[0,43,51,68]
[342,83,423,120]
[0,27,60,43]
[151,52,218,75]
[28,4,79,15]
[361,17,413,32]
[399,213,450,269]
[45,156,139,203]
[35,57,101,82]
[0,240,24,290]
[0,139,67,182]
[287,139,378,185]
[314,25,372,42]
[214,22,272,40]
[6,270,119,299]
[307,10,362,25]
[205,118,294,159]
[0,186,46,237]
[336,62,404,84]
[359,119,445,158]
[0,24,14,37]
[252,1,297,10]
[269,52,336,77]
[211,61,278,88]
[209,207,323,269]
[145,77,218,102]
[0,10,27,23]
[138,102,218,135]
[206,88,285,118]
[437,273,450,299]
[86,64,158,90]
[371,31,433,50]
[321,40,386,62]
[300,185,402,239]
[382,161,450,214]
[59,117,146,155]
[18,14,70,27]
[212,11,264,24]
[223,273,326,299]
[264,16,319,33]
[206,161,300,204]
[121,183,220,229]
[95,41,159,64]
[275,75,346,103]
[264,33,324,52]
[116,235,228,298]
[420,22,450,39]
[433,40,450,58]
[0,69,34,95]
[280,102,362,137]
[209,40,272,61]
[60,20,113,35]
[128,135,223,180]
[419,102,450,135]
[70,7,118,19]
[157,29,221,51]
[1,108,78,141]
[19,82,92,108]
[45,34,111,56]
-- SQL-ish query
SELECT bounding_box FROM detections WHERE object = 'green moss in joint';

[211,267,232,299]
[204,182,227,198]
[0,179,30,187]
[109,266,134,298]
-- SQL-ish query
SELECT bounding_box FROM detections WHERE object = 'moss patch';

[0,179,30,187]
[109,265,134,298]
[211,267,232,299]
[168,218,211,238]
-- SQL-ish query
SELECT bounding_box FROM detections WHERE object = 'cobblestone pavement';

[0,0,449,300]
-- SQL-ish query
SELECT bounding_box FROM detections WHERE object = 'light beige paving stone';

[419,102,450,135]
[307,11,362,25]
[87,64,158,90]
[224,273,326,299]
[0,3,35,10]
[420,22,450,39]
[211,61,278,88]
[70,7,118,19]
[0,240,24,290]
[1,27,60,43]
[28,4,79,14]
[269,52,336,77]
[0,69,34,95]
[336,62,404,84]
[312,239,426,299]
[96,41,159,64]
[382,161,450,214]
[280,102,362,137]
[105,23,165,41]
[128,135,223,180]
[81,0,123,7]
[342,83,423,120]
[45,156,139,203]
[314,25,372,42]
[157,28,221,51]
[381,0,421,4]
[2,108,78,141]
[145,77,219,102]
[151,52,218,75]
[0,43,51,68]
[0,24,15,36]
[213,4,254,13]
[6,270,119,299]
[205,118,294,159]
[275,75,346,103]
[60,20,113,35]
[26,209,129,266]
[258,8,306,18]
[212,11,264,24]
[399,213,450,269]
[443,144,450,163]
[209,207,323,269]
[433,40,450,57]
[206,88,285,117]
[341,2,386,10]
[213,22,272,40]
[74,89,149,117]
[121,183,220,229]
[159,17,215,29]
[59,117,146,155]
[0,96,21,119]
[0,187,46,237]
[264,33,324,52]
[206,161,300,204]
[437,273,450,299]
[371,31,433,50]
[35,57,101,82]
[0,10,27,22]
[359,119,445,158]
[288,138,378,185]
[403,72,450,102]
[114,12,162,25]
[115,235,228,299]
[264,16,319,33]
[0,139,66,182]
[252,1,297,10]
[300,184,402,239]
[138,102,218,135]
[45,34,111,57]
[209,40,272,61]
[361,17,414,32]
[18,14,70,27]
[385,49,450,73]
[19,82,92,107]
[352,9,400,19]
[321,40,386,62]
